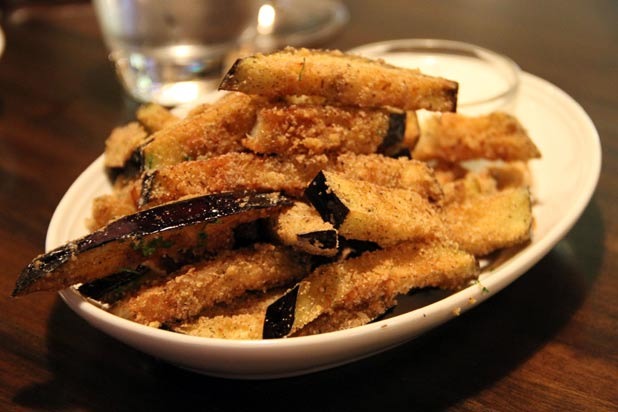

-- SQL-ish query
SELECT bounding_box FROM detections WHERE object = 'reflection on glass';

[253,0,349,51]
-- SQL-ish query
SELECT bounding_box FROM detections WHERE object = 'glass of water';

[93,0,260,106]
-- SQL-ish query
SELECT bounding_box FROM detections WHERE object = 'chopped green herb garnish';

[474,279,490,294]
[196,231,208,248]
[131,237,174,257]
[144,153,155,169]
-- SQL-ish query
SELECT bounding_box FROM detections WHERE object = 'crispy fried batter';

[273,201,338,256]
[332,153,443,203]
[172,289,285,339]
[245,103,401,156]
[103,122,148,169]
[307,171,444,247]
[141,152,444,209]
[141,92,259,170]
[88,179,140,230]
[287,239,478,335]
[293,299,394,337]
[442,180,533,256]
[110,244,309,327]
[219,47,458,112]
[141,152,330,207]
[136,103,180,133]
[413,112,541,162]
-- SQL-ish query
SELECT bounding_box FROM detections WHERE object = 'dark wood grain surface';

[1,1,616,411]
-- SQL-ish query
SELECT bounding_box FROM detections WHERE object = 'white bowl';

[49,47,600,379]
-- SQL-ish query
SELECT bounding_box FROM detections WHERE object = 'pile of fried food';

[13,47,541,339]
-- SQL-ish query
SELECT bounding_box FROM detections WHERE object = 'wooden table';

[1,1,616,410]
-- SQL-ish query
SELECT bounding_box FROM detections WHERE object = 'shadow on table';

[13,200,604,411]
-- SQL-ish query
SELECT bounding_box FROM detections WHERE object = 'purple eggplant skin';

[297,229,338,251]
[12,191,292,296]
[378,112,407,157]
[263,284,300,339]
[304,171,349,229]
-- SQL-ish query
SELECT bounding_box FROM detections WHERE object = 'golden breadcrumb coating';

[136,103,180,133]
[140,152,444,209]
[141,92,258,170]
[220,47,458,112]
[103,122,148,169]
[293,299,394,337]
[273,201,338,256]
[88,179,140,230]
[413,112,541,162]
[289,239,478,335]
[246,103,396,156]
[313,171,444,247]
[172,289,285,339]
[141,152,330,206]
[442,185,533,256]
[110,244,308,327]
[332,153,443,203]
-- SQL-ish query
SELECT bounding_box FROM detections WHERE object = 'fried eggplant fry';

[263,239,478,338]
[442,184,533,256]
[140,92,259,170]
[172,288,287,340]
[272,201,339,257]
[111,244,309,327]
[246,103,406,156]
[13,192,291,296]
[305,170,443,247]
[140,152,443,209]
[136,103,180,133]
[219,47,458,112]
[413,112,542,162]
[140,152,330,207]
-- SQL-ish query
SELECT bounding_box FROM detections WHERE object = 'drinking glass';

[93,0,260,106]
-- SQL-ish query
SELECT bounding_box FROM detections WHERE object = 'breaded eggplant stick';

[136,103,180,133]
[305,171,444,247]
[219,47,458,112]
[263,240,478,338]
[442,179,533,256]
[104,122,148,170]
[413,112,542,162]
[110,244,309,328]
[246,103,406,156]
[172,288,286,340]
[331,153,443,203]
[140,152,443,208]
[13,192,291,296]
[140,152,331,207]
[140,92,259,170]
[272,201,339,257]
